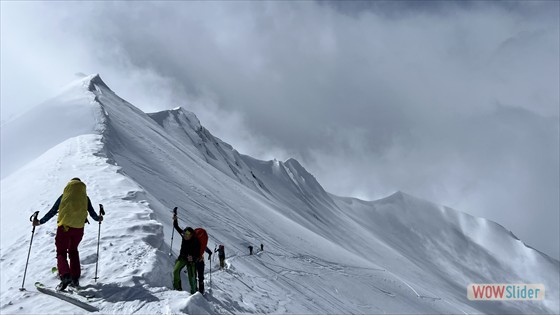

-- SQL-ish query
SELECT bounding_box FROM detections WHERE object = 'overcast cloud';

[1,1,558,259]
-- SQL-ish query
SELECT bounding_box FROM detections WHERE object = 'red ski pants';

[55,226,84,279]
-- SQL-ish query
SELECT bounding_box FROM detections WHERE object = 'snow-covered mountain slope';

[148,107,340,222]
[332,192,560,314]
[0,78,105,179]
[1,74,558,314]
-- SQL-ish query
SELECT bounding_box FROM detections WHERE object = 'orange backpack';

[194,228,208,257]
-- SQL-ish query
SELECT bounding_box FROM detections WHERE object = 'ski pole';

[93,204,105,282]
[20,211,39,291]
[169,207,177,256]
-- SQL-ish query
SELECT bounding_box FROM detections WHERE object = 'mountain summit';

[1,74,558,314]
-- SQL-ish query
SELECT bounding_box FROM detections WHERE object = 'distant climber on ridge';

[215,245,226,269]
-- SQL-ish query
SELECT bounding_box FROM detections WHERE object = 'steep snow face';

[147,108,337,208]
[147,107,343,234]
[333,192,560,314]
[0,75,105,179]
[1,75,558,314]
[147,108,259,191]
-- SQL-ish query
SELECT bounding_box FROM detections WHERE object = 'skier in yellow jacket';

[33,178,103,290]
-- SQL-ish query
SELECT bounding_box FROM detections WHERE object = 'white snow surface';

[1,74,558,314]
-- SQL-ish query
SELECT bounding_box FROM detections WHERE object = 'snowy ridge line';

[282,163,301,191]
[2,74,559,314]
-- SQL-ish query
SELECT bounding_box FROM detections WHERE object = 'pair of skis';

[34,282,99,312]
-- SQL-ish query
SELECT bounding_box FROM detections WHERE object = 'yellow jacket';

[57,179,89,229]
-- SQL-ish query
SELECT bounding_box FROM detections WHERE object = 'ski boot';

[56,274,72,291]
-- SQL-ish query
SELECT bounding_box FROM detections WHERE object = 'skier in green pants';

[173,214,200,294]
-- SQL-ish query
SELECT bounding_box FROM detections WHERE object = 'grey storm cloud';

[1,1,558,259]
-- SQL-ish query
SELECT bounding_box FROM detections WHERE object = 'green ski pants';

[173,257,197,294]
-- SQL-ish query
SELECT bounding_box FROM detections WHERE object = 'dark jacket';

[174,220,200,260]
[216,246,225,258]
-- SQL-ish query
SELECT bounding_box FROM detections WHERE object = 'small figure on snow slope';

[215,245,226,269]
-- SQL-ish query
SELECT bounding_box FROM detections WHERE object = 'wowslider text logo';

[468,284,545,301]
